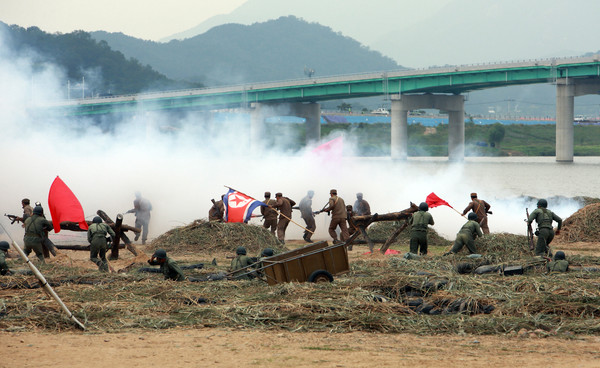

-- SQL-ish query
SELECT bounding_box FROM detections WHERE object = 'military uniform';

[23,214,52,262]
[324,192,349,243]
[230,255,254,280]
[353,198,371,216]
[462,196,491,234]
[274,195,294,244]
[0,251,10,275]
[547,259,569,273]
[450,220,483,254]
[149,257,185,281]
[208,200,225,221]
[128,194,152,244]
[261,198,278,234]
[528,207,562,256]
[87,222,116,272]
[409,210,435,255]
[299,194,316,242]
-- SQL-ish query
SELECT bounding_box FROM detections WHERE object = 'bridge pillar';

[391,94,465,160]
[391,96,408,160]
[288,102,321,144]
[250,104,267,155]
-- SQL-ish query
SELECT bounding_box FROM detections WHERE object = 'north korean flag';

[223,189,267,223]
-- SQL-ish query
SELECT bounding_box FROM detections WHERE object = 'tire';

[308,270,334,283]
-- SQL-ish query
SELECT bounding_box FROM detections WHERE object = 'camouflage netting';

[150,220,286,254]
[557,203,600,243]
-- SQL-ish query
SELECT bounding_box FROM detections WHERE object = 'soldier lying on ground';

[0,241,12,276]
[547,251,569,273]
[230,246,256,280]
[147,249,185,281]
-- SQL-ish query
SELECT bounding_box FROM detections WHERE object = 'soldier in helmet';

[0,241,12,275]
[148,249,185,281]
[126,191,152,245]
[23,205,53,263]
[528,199,562,256]
[353,193,371,216]
[462,192,491,234]
[260,192,278,235]
[230,246,254,280]
[445,212,483,255]
[408,202,435,255]
[321,189,349,244]
[547,251,569,273]
[87,216,116,272]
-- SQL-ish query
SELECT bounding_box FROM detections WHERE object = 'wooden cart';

[260,240,350,285]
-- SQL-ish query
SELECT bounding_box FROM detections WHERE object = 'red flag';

[311,136,343,159]
[223,188,267,223]
[426,192,454,209]
[48,176,88,233]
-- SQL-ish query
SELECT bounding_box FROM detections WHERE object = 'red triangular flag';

[425,192,454,209]
[311,136,343,161]
[48,176,88,233]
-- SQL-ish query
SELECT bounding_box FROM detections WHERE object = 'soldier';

[23,206,53,263]
[298,190,316,242]
[87,216,116,272]
[126,191,152,244]
[230,246,254,280]
[528,199,562,256]
[353,192,371,216]
[322,189,349,244]
[260,192,278,235]
[462,192,491,234]
[147,249,185,281]
[0,241,12,275]
[20,198,33,225]
[273,193,294,245]
[346,205,357,236]
[445,212,483,255]
[409,202,435,255]
[208,195,225,221]
[547,251,569,273]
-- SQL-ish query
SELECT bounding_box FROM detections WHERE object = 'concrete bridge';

[50,56,600,162]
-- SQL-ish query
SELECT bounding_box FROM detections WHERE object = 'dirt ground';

[3,329,600,367]
[2,238,600,367]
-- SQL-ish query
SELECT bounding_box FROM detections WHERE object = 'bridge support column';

[391,94,465,160]
[391,97,408,160]
[250,104,267,155]
[289,102,321,144]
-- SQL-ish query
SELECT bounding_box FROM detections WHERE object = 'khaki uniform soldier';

[0,241,11,276]
[20,198,33,226]
[446,212,483,255]
[23,206,53,262]
[353,193,371,216]
[261,192,278,235]
[409,202,435,255]
[273,193,294,245]
[346,205,357,236]
[208,195,225,221]
[299,190,316,242]
[547,251,569,273]
[127,191,152,244]
[230,246,254,280]
[462,193,491,234]
[148,249,185,281]
[528,199,562,256]
[322,189,349,243]
[87,216,116,272]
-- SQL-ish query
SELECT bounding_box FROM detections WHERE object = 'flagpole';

[224,185,314,234]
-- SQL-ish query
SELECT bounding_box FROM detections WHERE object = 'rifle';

[4,214,22,224]
[525,208,535,251]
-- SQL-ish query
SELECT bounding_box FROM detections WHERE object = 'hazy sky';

[0,0,248,40]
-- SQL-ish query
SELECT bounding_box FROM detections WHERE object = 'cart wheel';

[308,270,334,283]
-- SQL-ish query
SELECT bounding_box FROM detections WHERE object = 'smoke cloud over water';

[0,30,594,245]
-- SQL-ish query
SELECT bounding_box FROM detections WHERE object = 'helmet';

[152,249,167,259]
[356,192,363,199]
[236,246,247,255]
[92,216,102,224]
[467,212,478,221]
[537,199,548,208]
[554,251,566,260]
[307,190,314,197]
[0,241,9,251]
[33,206,44,215]
[419,202,429,211]
[22,198,30,205]
[261,248,274,257]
